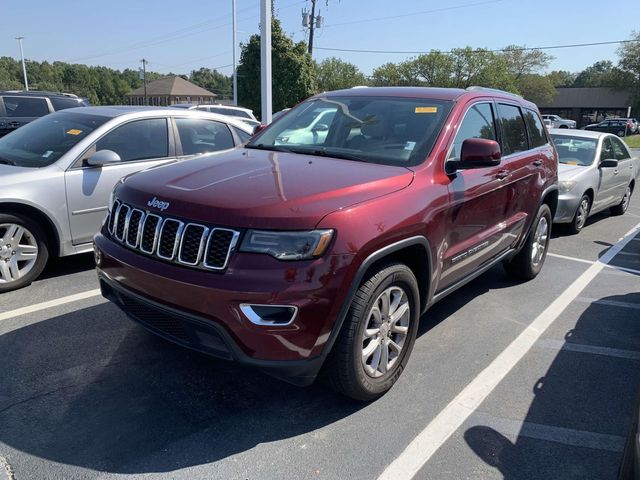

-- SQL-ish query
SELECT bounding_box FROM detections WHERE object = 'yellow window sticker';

[415,106,438,113]
[66,129,83,135]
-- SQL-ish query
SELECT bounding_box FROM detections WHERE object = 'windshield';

[551,134,597,166]
[247,96,453,167]
[0,111,109,168]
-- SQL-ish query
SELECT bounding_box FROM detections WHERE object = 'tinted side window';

[600,138,615,162]
[3,96,50,117]
[449,103,496,160]
[497,104,528,155]
[175,118,235,155]
[610,137,630,160]
[523,109,547,148]
[50,97,83,111]
[96,118,168,162]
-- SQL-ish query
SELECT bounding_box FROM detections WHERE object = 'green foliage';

[316,57,367,91]
[237,18,317,119]
[514,74,556,105]
[546,70,575,87]
[0,56,231,105]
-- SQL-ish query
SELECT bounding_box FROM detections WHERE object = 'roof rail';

[0,90,79,98]
[465,86,522,98]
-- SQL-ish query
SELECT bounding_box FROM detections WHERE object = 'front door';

[64,118,174,245]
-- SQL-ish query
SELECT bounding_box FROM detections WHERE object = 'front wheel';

[323,262,420,401]
[617,130,626,137]
[568,194,591,234]
[611,185,632,215]
[504,204,552,281]
[0,214,49,293]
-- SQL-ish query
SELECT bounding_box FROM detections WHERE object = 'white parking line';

[0,289,101,322]
[536,338,640,360]
[467,412,626,453]
[377,221,640,480]
[547,252,640,275]
[547,252,594,265]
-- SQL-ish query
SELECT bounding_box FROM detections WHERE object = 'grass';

[624,134,640,148]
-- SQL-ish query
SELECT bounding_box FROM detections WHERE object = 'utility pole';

[140,58,148,105]
[260,0,272,124]
[15,36,29,91]
[302,1,323,56]
[232,0,237,106]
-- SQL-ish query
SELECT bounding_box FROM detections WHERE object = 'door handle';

[8,121,20,128]
[532,160,543,166]
[496,170,510,180]
[613,170,619,175]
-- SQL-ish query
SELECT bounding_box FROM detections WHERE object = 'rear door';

[173,117,237,157]
[0,96,51,136]
[594,137,621,209]
[440,101,510,289]
[64,117,176,245]
[610,136,633,196]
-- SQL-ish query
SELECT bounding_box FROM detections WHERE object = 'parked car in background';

[95,86,558,400]
[550,128,638,233]
[170,103,259,128]
[0,106,253,292]
[630,118,639,134]
[274,105,336,145]
[584,118,633,137]
[0,91,89,138]
[542,114,576,129]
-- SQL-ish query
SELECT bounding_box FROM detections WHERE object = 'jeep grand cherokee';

[94,87,558,401]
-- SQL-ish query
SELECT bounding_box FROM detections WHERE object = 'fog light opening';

[240,304,298,326]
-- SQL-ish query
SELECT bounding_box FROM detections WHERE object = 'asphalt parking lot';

[1,197,640,480]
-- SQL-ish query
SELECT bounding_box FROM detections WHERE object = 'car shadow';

[551,210,613,239]
[38,252,96,281]
[464,289,640,479]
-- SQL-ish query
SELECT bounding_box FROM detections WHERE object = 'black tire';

[322,262,420,401]
[0,213,49,293]
[618,130,626,137]
[568,194,591,234]
[611,184,632,216]
[559,125,568,129]
[504,204,552,281]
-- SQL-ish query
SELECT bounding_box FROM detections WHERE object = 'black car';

[0,91,90,137]
[584,118,633,137]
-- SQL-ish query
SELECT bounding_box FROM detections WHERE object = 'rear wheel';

[611,185,632,215]
[504,204,552,280]
[323,262,420,401]
[568,194,591,234]
[0,214,49,293]
[617,130,626,137]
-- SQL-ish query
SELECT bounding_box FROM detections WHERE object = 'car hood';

[116,148,415,229]
[558,162,590,180]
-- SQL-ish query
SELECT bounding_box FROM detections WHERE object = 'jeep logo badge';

[147,197,170,211]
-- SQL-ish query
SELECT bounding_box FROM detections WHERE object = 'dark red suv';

[94,87,558,400]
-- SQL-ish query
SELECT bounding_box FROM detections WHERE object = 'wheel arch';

[0,202,60,258]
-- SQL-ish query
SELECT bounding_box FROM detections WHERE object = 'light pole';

[260,0,272,123]
[15,36,29,91]
[232,0,238,106]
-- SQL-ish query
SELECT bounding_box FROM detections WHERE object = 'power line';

[322,0,502,28]
[315,39,640,55]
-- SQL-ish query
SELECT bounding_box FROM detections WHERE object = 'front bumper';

[94,232,355,385]
[554,192,582,223]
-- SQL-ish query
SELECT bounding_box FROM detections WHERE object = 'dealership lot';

[1,198,639,479]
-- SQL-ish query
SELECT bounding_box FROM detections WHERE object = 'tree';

[370,62,416,86]
[574,60,619,87]
[515,74,556,106]
[316,57,367,92]
[190,68,232,99]
[237,18,316,118]
[500,45,553,80]
[546,70,575,87]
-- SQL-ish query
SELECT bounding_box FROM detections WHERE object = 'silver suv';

[0,106,253,292]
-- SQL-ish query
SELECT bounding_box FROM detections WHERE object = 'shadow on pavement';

[38,252,96,281]
[0,303,362,474]
[464,290,640,479]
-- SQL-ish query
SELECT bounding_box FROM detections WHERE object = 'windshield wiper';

[245,144,292,153]
[286,147,368,163]
[0,157,16,166]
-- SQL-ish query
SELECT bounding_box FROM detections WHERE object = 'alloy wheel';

[576,198,589,230]
[361,286,410,378]
[621,187,631,212]
[530,216,549,267]
[0,223,39,285]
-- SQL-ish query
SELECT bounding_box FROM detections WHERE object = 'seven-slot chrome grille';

[108,199,239,271]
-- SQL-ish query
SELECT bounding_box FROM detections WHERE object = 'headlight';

[558,180,577,193]
[240,229,334,260]
[108,190,115,212]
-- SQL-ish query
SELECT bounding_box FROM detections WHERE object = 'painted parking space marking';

[377,222,640,480]
[547,252,594,265]
[576,296,640,311]
[536,338,640,360]
[548,252,640,275]
[0,289,101,322]
[466,412,626,453]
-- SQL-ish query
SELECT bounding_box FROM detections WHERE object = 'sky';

[1,0,638,77]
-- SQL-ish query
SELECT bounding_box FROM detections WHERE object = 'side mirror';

[599,159,618,168]
[86,149,121,167]
[448,138,501,172]
[312,123,329,132]
[252,123,268,136]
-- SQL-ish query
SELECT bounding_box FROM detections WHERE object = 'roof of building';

[127,76,216,98]
[539,87,632,109]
